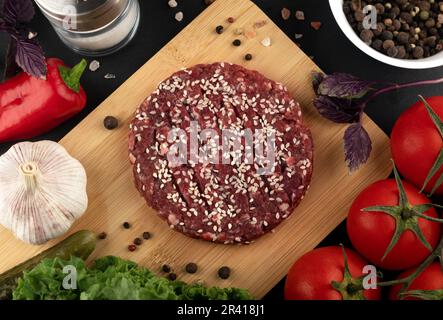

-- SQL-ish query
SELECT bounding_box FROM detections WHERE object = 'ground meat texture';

[129,62,314,244]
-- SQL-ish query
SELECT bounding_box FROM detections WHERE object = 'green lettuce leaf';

[12,256,253,300]
[13,256,87,300]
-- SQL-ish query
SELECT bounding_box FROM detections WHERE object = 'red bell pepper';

[0,58,87,142]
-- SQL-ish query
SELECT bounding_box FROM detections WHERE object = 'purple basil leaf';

[0,19,14,33]
[15,36,46,79]
[318,73,374,99]
[3,38,20,80]
[313,96,361,123]
[344,123,372,172]
[3,0,35,25]
[312,71,325,93]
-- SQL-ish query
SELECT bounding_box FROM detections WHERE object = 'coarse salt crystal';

[89,60,100,72]
[28,31,38,39]
[234,28,244,35]
[295,10,305,21]
[261,37,271,47]
[104,73,116,79]
[175,11,184,22]
[168,0,178,8]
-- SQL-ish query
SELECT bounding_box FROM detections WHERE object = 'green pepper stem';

[59,59,87,93]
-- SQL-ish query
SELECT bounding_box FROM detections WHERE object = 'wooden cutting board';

[0,0,392,298]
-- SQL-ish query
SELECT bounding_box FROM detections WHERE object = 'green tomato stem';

[378,234,443,294]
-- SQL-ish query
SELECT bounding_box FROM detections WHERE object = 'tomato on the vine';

[284,246,381,300]
[347,175,441,270]
[389,263,443,300]
[391,96,443,195]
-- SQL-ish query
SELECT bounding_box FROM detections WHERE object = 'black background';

[1,0,443,300]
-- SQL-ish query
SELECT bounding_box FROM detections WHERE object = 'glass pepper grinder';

[34,0,140,56]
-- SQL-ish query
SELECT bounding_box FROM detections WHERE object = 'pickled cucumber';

[0,230,96,300]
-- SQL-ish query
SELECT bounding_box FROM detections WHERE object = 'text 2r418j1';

[221,304,264,317]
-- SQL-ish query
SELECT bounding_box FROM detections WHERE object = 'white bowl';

[329,0,443,69]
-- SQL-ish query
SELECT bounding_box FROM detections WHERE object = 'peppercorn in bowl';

[330,0,443,69]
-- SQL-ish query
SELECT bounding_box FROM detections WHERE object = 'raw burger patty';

[129,62,313,244]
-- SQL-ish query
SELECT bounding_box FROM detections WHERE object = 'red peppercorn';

[128,244,137,252]
[227,17,235,23]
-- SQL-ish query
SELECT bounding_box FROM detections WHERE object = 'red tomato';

[347,179,441,271]
[389,263,443,300]
[391,96,443,195]
[284,246,381,300]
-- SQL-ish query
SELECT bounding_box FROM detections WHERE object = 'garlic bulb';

[0,141,88,245]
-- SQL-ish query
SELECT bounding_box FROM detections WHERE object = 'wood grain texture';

[0,0,392,298]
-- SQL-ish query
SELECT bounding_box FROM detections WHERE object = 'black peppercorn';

[396,46,406,59]
[142,232,151,240]
[162,264,171,273]
[123,222,130,229]
[168,273,177,281]
[413,46,424,58]
[215,25,224,34]
[103,116,118,130]
[382,39,395,50]
[233,39,241,46]
[133,238,142,246]
[218,266,231,279]
[387,46,399,57]
[98,232,107,240]
[397,32,410,44]
[343,0,443,60]
[371,39,383,51]
[244,53,253,61]
[360,29,373,44]
[380,30,393,41]
[185,263,198,274]
[420,11,430,21]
